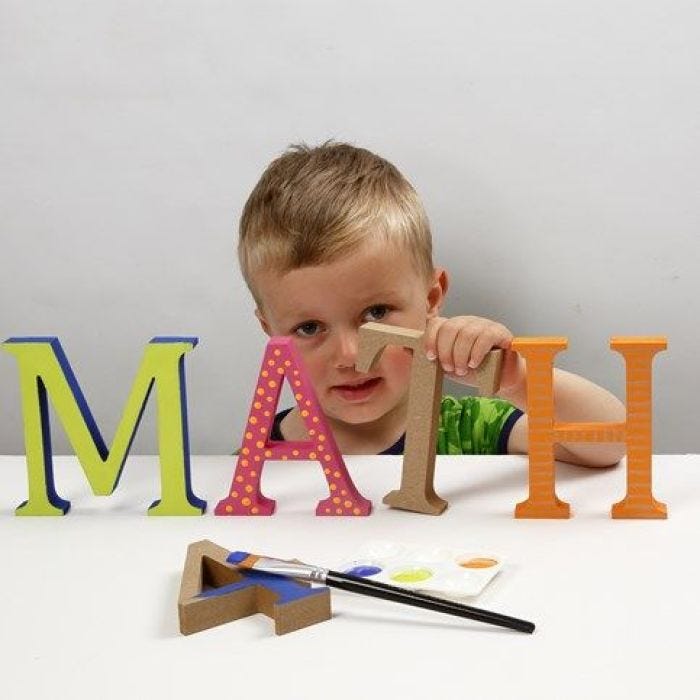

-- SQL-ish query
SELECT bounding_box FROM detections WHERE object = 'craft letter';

[2,337,205,516]
[215,337,371,516]
[356,322,446,515]
[511,336,667,519]
[178,540,331,636]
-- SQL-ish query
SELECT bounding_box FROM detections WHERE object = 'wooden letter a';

[215,337,371,516]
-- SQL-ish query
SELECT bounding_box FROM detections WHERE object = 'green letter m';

[3,337,206,516]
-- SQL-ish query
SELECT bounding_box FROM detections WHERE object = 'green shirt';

[264,395,523,456]
[436,395,523,455]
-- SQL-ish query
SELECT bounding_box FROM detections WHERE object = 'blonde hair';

[238,141,434,303]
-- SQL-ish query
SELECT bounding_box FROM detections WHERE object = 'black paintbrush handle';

[326,570,535,634]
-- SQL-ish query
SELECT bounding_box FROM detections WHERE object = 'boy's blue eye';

[294,322,320,337]
[364,305,388,322]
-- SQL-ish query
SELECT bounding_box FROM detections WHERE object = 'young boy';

[237,142,626,467]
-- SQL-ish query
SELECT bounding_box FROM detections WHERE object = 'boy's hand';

[424,315,525,393]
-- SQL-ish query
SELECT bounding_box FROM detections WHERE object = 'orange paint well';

[459,557,498,569]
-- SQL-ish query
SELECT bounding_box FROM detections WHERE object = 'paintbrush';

[229,551,535,634]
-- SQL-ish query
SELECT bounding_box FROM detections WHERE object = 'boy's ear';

[254,308,272,336]
[426,267,449,317]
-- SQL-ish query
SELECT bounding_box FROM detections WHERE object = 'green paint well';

[390,568,432,583]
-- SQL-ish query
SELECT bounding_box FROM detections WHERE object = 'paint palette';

[337,540,503,598]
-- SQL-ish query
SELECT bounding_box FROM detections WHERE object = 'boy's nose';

[332,330,359,369]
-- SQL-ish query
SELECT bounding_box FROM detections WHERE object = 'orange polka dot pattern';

[215,337,372,516]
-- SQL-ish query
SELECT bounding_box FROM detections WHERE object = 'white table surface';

[1,454,698,699]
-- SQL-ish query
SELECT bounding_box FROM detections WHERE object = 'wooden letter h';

[511,336,667,519]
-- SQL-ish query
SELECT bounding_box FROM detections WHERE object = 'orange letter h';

[511,336,667,519]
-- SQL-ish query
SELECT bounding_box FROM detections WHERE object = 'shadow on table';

[332,609,523,635]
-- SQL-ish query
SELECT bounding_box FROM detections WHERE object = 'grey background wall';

[1,1,697,454]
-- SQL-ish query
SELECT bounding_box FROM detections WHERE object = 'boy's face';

[252,243,447,429]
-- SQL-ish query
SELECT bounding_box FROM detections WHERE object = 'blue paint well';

[345,564,382,577]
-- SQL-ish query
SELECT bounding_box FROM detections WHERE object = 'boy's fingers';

[469,326,513,368]
[452,327,478,375]
[424,316,444,360]
[435,319,461,373]
[425,317,514,378]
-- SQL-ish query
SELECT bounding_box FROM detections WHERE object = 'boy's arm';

[497,362,627,467]
[424,316,627,468]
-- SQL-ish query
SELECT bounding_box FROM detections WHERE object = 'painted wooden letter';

[215,337,371,516]
[2,336,205,516]
[511,336,667,519]
[178,540,331,636]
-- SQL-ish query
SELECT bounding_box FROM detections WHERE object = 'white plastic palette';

[337,540,504,598]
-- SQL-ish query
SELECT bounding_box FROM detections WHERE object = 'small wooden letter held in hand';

[356,322,446,514]
[357,322,505,515]
[475,348,504,396]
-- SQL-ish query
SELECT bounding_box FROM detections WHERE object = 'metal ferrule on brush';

[250,557,329,584]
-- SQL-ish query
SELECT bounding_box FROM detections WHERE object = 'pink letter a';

[215,337,372,516]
